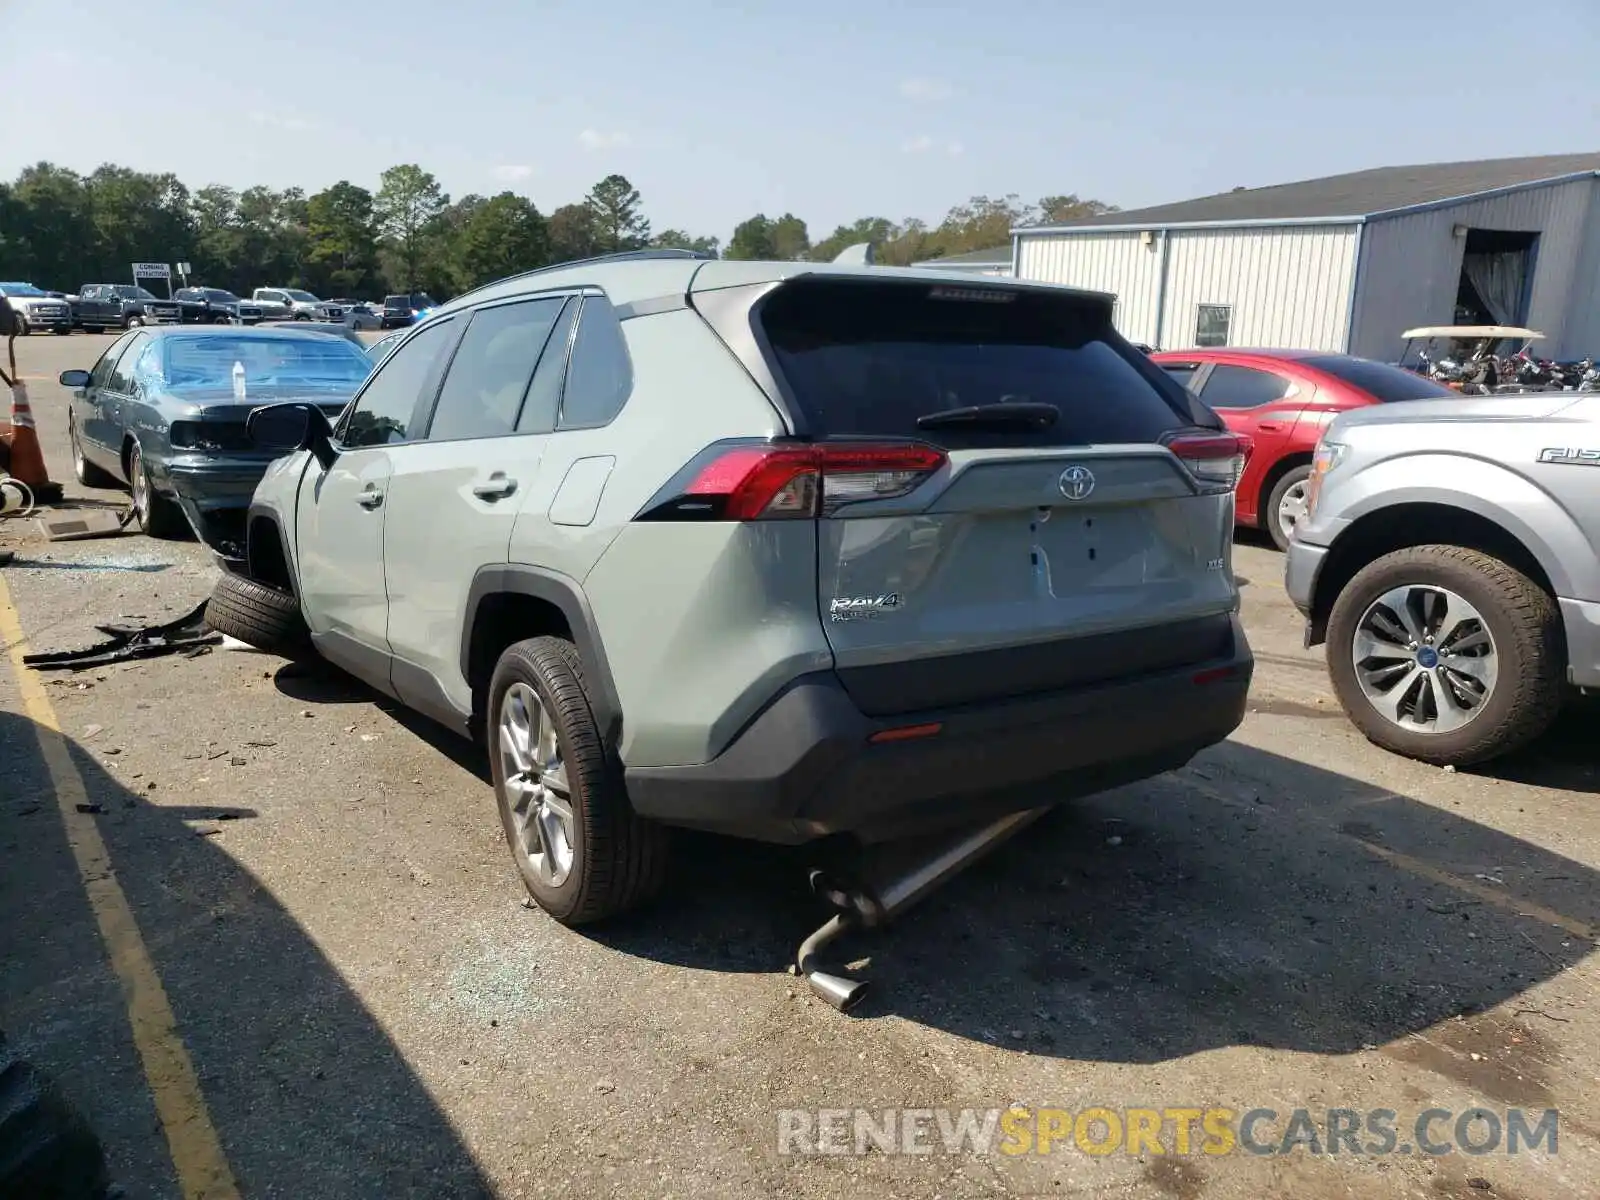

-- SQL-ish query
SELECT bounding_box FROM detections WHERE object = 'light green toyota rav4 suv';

[208,250,1255,927]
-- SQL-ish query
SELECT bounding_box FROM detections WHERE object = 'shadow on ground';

[291,649,1600,1079]
[592,737,1596,1077]
[0,708,494,1199]
[1470,694,1600,796]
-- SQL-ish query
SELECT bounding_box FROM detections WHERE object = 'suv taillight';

[1163,431,1251,490]
[640,442,947,521]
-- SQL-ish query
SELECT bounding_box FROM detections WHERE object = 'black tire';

[126,442,190,539]
[487,637,669,925]
[52,326,71,336]
[0,1032,112,1199]
[123,314,143,329]
[205,570,312,657]
[1264,464,1312,552]
[68,413,118,488]
[1326,545,1564,766]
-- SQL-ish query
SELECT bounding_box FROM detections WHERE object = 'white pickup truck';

[251,287,344,321]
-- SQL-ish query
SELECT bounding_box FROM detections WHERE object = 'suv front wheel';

[488,637,669,925]
[1325,545,1563,766]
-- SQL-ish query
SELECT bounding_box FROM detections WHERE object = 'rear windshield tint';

[1301,355,1459,403]
[758,280,1192,446]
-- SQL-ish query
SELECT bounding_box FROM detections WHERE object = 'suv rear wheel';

[1326,545,1563,766]
[488,637,669,925]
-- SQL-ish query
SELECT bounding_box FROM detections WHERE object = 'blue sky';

[3,0,1596,242]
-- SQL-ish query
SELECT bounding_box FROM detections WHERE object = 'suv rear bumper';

[625,617,1253,844]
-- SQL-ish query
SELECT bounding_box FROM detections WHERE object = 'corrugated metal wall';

[1015,225,1359,350]
[1016,232,1162,343]
[1161,226,1358,349]
[1565,187,1600,357]
[1349,177,1599,361]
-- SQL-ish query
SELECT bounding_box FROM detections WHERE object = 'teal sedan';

[59,325,373,557]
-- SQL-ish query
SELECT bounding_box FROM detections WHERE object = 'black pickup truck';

[171,287,265,324]
[73,284,183,331]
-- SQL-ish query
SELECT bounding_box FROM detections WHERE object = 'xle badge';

[829,593,903,622]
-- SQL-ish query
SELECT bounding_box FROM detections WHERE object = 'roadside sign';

[176,262,191,275]
[132,262,171,280]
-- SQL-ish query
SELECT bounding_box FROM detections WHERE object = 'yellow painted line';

[0,575,241,1200]
[1353,837,1599,942]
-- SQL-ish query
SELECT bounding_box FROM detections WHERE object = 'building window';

[1195,304,1232,348]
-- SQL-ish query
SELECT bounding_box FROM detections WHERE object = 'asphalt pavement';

[3,332,1599,1199]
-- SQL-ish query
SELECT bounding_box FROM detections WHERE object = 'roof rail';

[444,247,719,308]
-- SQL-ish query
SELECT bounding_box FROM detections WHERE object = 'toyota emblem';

[1058,465,1096,501]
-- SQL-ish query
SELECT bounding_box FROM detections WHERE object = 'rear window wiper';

[915,401,1059,431]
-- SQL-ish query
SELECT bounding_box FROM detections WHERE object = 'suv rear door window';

[1300,354,1459,403]
[757,279,1192,447]
[426,297,567,441]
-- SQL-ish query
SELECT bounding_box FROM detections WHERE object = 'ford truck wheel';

[488,637,669,926]
[1326,545,1563,766]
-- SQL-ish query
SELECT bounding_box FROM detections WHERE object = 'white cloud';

[899,77,952,102]
[248,110,315,132]
[946,141,965,158]
[578,128,631,151]
[492,164,534,182]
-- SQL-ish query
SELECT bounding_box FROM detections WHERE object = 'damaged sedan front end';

[61,325,371,561]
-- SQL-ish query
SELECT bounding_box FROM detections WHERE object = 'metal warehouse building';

[1010,153,1600,361]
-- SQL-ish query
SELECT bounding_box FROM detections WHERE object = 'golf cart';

[1398,325,1544,394]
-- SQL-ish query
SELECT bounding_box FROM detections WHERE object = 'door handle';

[1257,421,1283,432]
[472,475,518,501]
[356,487,384,509]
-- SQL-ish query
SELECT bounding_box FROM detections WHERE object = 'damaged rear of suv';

[225,253,1254,937]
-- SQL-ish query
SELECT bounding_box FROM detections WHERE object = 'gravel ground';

[3,333,1599,1199]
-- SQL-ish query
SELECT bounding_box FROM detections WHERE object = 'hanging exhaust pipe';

[796,807,1050,1011]
[797,913,870,1012]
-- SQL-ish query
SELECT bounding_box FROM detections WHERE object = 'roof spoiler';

[832,242,876,266]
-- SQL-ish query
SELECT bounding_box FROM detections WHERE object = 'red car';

[1149,348,1458,550]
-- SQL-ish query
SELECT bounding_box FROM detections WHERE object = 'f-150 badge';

[830,593,903,622]
[1538,447,1600,465]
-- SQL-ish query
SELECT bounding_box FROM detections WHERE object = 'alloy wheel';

[1276,479,1310,544]
[1351,583,1498,734]
[498,682,576,887]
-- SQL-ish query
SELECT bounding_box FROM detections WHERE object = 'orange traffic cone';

[0,301,63,504]
[0,381,63,505]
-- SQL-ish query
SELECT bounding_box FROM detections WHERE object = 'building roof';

[908,245,1013,267]
[1017,153,1600,234]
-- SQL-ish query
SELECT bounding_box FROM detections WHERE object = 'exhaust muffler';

[796,807,1049,1011]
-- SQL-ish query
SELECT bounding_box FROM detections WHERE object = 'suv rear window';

[758,280,1193,446]
[1301,355,1459,403]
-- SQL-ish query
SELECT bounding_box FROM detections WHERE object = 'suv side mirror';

[246,402,339,469]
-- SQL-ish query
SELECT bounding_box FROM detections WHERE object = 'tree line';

[0,160,1117,301]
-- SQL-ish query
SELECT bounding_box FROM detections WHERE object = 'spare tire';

[0,1032,111,1199]
[205,570,313,658]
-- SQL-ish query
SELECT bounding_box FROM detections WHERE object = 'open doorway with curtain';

[1454,229,1538,344]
